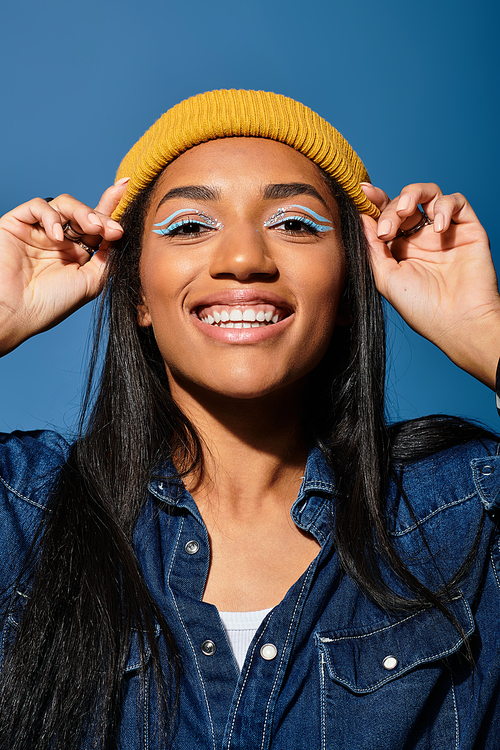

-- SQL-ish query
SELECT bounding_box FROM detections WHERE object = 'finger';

[377,183,443,240]
[50,194,122,243]
[4,197,67,242]
[430,192,478,233]
[95,177,130,217]
[360,214,398,297]
[360,183,391,212]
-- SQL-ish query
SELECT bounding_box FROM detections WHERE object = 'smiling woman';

[1,90,500,750]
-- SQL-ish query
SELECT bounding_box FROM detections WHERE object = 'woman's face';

[138,137,346,404]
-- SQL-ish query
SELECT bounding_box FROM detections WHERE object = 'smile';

[196,304,287,328]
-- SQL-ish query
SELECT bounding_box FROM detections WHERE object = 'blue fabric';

[1,429,500,749]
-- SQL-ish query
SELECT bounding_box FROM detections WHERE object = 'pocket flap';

[316,593,473,694]
[124,621,161,673]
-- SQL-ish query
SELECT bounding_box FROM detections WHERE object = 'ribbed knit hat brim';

[113,89,378,220]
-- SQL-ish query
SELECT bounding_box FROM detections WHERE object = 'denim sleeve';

[0,430,70,594]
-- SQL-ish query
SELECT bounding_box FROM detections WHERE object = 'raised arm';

[0,181,127,356]
[361,182,500,390]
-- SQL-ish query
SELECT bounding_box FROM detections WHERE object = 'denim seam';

[319,632,472,694]
[389,494,476,537]
[260,563,315,750]
[167,517,217,750]
[319,594,466,642]
[318,595,473,693]
[0,474,50,511]
[450,672,459,750]
[225,616,273,748]
[489,541,500,594]
[320,651,326,750]
[143,668,149,750]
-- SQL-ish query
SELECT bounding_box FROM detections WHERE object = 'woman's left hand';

[361,182,500,390]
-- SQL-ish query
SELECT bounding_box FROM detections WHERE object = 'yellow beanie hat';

[113,89,378,220]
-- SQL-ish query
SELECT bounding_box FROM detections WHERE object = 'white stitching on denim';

[319,594,467,643]
[489,541,500,593]
[320,651,326,750]
[167,517,217,750]
[390,494,476,537]
[225,616,273,748]
[143,668,149,750]
[320,635,472,693]
[450,672,459,750]
[259,564,315,750]
[0,475,50,511]
[317,595,473,693]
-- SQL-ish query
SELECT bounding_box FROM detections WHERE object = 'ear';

[137,295,152,328]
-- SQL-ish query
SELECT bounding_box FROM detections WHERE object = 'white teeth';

[198,305,285,328]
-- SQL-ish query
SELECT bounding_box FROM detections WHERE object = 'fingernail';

[378,219,392,237]
[397,194,411,211]
[434,213,444,232]
[107,219,123,230]
[53,224,64,241]
[115,177,130,186]
[88,213,102,226]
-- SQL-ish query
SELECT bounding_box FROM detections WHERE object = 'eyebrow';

[262,183,329,210]
[156,185,221,210]
[155,182,329,211]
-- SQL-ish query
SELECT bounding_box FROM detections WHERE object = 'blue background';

[0,0,498,435]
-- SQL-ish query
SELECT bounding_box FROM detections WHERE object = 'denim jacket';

[1,429,500,749]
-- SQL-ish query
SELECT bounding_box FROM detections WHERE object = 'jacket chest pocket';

[316,594,473,750]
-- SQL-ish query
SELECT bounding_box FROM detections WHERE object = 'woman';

[0,89,499,749]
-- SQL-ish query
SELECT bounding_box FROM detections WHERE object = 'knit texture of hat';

[112,89,379,220]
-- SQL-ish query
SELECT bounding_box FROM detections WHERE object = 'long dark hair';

[0,163,493,749]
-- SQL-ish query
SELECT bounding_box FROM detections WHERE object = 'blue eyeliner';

[153,209,192,229]
[264,205,334,232]
[287,205,333,225]
[278,215,333,232]
[153,209,222,235]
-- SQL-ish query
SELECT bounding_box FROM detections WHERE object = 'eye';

[153,213,223,237]
[166,219,211,236]
[271,215,324,236]
[264,207,334,236]
[280,217,318,234]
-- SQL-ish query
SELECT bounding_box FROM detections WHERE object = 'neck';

[170,378,308,513]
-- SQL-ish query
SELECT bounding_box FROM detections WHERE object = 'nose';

[209,226,278,281]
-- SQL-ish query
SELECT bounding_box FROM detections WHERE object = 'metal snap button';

[185,540,200,555]
[260,643,278,661]
[382,655,398,670]
[201,640,216,656]
[481,465,494,476]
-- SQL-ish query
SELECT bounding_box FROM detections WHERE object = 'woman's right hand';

[0,180,128,355]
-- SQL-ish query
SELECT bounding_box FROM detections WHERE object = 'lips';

[196,303,285,328]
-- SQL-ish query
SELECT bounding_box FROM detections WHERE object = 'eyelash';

[154,218,217,237]
[153,210,331,238]
[268,215,324,236]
